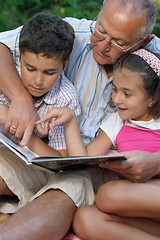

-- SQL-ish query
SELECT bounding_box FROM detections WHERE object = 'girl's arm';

[36,107,113,156]
[36,107,87,156]
[86,129,113,156]
[63,109,87,156]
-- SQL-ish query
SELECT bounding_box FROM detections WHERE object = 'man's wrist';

[10,86,32,102]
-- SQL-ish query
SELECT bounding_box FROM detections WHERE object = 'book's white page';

[0,132,37,164]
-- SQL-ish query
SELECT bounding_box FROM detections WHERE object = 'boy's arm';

[0,43,36,146]
[0,104,66,156]
[0,104,9,125]
[26,133,67,157]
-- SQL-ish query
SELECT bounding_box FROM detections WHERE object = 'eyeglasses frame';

[90,16,146,53]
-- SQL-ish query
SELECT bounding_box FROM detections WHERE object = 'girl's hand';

[35,107,75,135]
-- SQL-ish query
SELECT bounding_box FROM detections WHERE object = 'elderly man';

[0,0,160,239]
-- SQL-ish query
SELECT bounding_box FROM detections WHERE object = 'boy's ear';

[63,56,70,70]
[141,34,155,48]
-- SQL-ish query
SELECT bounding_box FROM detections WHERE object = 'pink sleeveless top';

[116,124,160,153]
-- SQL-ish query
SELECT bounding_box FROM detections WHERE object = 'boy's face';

[20,51,64,98]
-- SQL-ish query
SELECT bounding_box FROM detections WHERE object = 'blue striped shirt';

[0,18,160,145]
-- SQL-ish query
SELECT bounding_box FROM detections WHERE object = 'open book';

[0,131,126,172]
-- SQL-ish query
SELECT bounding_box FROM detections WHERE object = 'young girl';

[36,49,160,240]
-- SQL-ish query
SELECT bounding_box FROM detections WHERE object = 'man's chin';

[94,53,114,66]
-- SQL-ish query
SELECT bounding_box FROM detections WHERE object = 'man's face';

[90,1,146,65]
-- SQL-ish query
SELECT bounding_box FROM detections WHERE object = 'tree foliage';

[0,0,102,31]
[0,0,159,36]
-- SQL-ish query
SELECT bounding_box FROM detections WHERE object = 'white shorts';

[0,147,95,213]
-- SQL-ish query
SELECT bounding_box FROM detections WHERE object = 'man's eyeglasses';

[90,16,146,53]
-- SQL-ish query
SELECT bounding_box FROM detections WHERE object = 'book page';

[0,132,37,164]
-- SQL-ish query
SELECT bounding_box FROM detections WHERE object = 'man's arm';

[100,150,160,183]
[0,43,36,146]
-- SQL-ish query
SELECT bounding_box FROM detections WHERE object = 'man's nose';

[98,38,111,51]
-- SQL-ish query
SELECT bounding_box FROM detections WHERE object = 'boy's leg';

[0,176,14,196]
[0,159,95,240]
[73,204,160,240]
[0,147,49,213]
[0,189,76,240]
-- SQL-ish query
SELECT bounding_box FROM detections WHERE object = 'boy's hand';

[36,107,75,135]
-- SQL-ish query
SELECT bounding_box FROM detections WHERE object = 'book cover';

[0,131,126,172]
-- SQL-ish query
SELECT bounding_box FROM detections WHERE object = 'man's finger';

[4,119,12,132]
[19,124,35,146]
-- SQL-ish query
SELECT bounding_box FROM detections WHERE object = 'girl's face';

[112,68,153,121]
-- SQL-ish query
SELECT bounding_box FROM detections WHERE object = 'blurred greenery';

[0,0,160,36]
[153,0,160,36]
[0,0,102,31]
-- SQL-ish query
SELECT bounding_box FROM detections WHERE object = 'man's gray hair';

[103,0,157,37]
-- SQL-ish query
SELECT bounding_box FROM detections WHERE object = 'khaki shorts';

[0,147,95,213]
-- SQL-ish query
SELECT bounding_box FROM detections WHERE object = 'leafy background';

[0,0,160,36]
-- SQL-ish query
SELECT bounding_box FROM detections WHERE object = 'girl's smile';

[112,68,153,121]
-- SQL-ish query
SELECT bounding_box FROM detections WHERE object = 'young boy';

[0,12,80,151]
[0,13,94,216]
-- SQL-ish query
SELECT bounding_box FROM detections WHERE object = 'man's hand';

[0,104,9,125]
[0,44,37,146]
[99,150,160,183]
[5,93,37,146]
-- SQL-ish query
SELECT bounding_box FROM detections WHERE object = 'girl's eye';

[112,87,117,92]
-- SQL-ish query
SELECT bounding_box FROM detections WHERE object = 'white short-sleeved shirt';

[100,112,160,147]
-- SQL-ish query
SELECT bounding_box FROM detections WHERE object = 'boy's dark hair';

[113,53,160,119]
[19,12,75,63]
